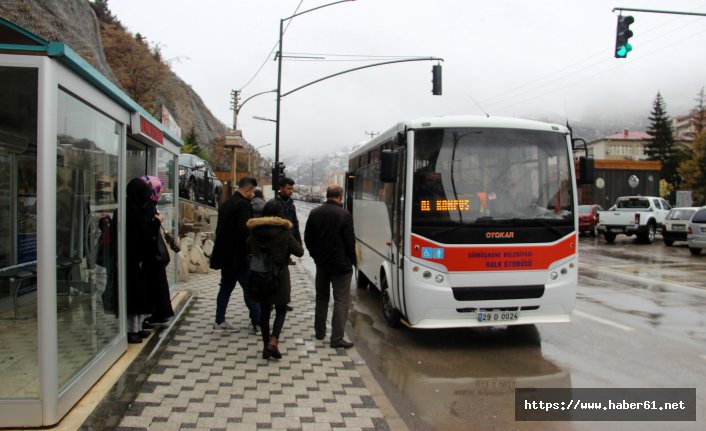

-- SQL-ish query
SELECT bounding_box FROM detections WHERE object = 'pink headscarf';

[140,175,163,203]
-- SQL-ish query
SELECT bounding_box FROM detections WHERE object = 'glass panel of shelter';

[0,66,39,398]
[56,89,121,390]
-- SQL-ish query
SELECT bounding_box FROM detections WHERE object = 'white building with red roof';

[586,129,652,160]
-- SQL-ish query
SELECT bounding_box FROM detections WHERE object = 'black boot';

[268,336,282,359]
[262,342,272,360]
[127,332,142,344]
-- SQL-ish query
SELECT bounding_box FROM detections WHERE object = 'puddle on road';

[349,289,574,431]
[578,266,706,346]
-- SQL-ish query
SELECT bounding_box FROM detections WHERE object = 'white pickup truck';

[596,196,672,244]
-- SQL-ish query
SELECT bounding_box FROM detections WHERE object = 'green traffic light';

[616,43,632,58]
[614,15,634,59]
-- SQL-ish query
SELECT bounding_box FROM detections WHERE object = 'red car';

[578,204,603,235]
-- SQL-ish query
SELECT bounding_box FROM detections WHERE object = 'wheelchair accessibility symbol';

[421,247,444,259]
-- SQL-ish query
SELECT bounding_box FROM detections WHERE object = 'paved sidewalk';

[115,265,402,431]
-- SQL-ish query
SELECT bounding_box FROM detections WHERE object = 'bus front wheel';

[380,276,401,328]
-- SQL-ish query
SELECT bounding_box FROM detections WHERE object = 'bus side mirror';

[578,156,594,185]
[380,150,399,183]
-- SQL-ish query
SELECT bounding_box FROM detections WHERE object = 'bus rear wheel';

[380,276,401,328]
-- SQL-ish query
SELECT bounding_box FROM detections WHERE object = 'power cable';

[238,0,304,91]
[489,25,706,114]
[453,8,706,115]
[480,13,706,109]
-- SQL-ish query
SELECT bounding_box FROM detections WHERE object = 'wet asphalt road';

[295,202,706,431]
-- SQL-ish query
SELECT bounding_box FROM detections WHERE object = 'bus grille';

[452,285,545,301]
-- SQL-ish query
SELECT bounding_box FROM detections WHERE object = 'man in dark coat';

[210,176,261,331]
[275,177,301,243]
[304,184,356,349]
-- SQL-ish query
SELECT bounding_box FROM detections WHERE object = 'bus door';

[390,146,406,316]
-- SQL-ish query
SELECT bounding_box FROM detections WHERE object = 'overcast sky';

[109,0,706,158]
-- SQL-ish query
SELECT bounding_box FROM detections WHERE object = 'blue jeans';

[215,267,261,325]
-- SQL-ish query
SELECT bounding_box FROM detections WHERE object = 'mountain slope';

[0,0,228,168]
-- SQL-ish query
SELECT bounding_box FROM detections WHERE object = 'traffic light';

[432,64,442,95]
[272,161,286,190]
[615,15,634,58]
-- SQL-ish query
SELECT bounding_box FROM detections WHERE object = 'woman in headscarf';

[125,177,158,343]
[140,175,175,327]
[246,199,304,360]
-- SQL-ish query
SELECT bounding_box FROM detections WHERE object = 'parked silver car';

[687,207,706,255]
[662,207,700,246]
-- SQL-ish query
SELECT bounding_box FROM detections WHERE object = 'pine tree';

[181,127,209,161]
[644,92,686,190]
[691,87,706,136]
[678,132,706,204]
[88,0,118,24]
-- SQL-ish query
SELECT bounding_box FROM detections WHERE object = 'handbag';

[155,229,170,266]
[162,226,181,253]
[247,246,281,298]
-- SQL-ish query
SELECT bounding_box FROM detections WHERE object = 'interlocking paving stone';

[114,265,391,430]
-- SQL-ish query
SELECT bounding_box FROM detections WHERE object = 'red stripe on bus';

[410,234,577,271]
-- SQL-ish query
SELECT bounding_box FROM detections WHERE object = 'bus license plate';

[477,311,519,322]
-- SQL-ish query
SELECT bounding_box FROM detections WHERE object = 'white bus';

[347,115,578,329]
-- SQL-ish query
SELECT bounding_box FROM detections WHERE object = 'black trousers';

[314,267,352,343]
[260,303,287,344]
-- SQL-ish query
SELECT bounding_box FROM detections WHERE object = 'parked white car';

[597,196,672,244]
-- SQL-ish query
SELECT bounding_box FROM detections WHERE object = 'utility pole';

[310,158,315,193]
[365,131,379,139]
[230,90,240,130]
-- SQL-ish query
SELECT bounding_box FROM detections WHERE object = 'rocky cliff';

[0,0,228,164]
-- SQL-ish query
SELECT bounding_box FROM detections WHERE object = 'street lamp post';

[231,89,276,130]
[275,0,356,175]
[250,143,272,178]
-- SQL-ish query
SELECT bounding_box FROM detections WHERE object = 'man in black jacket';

[210,177,261,332]
[304,184,356,349]
[275,177,301,243]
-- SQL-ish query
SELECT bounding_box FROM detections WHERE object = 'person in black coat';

[210,176,261,331]
[246,200,304,360]
[304,184,357,349]
[125,178,159,344]
[275,177,301,243]
[140,175,174,326]
[251,188,266,217]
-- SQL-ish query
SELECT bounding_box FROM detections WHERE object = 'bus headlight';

[435,274,444,284]
[550,271,558,280]
[423,271,432,279]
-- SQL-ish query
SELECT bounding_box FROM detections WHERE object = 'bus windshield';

[412,127,574,241]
